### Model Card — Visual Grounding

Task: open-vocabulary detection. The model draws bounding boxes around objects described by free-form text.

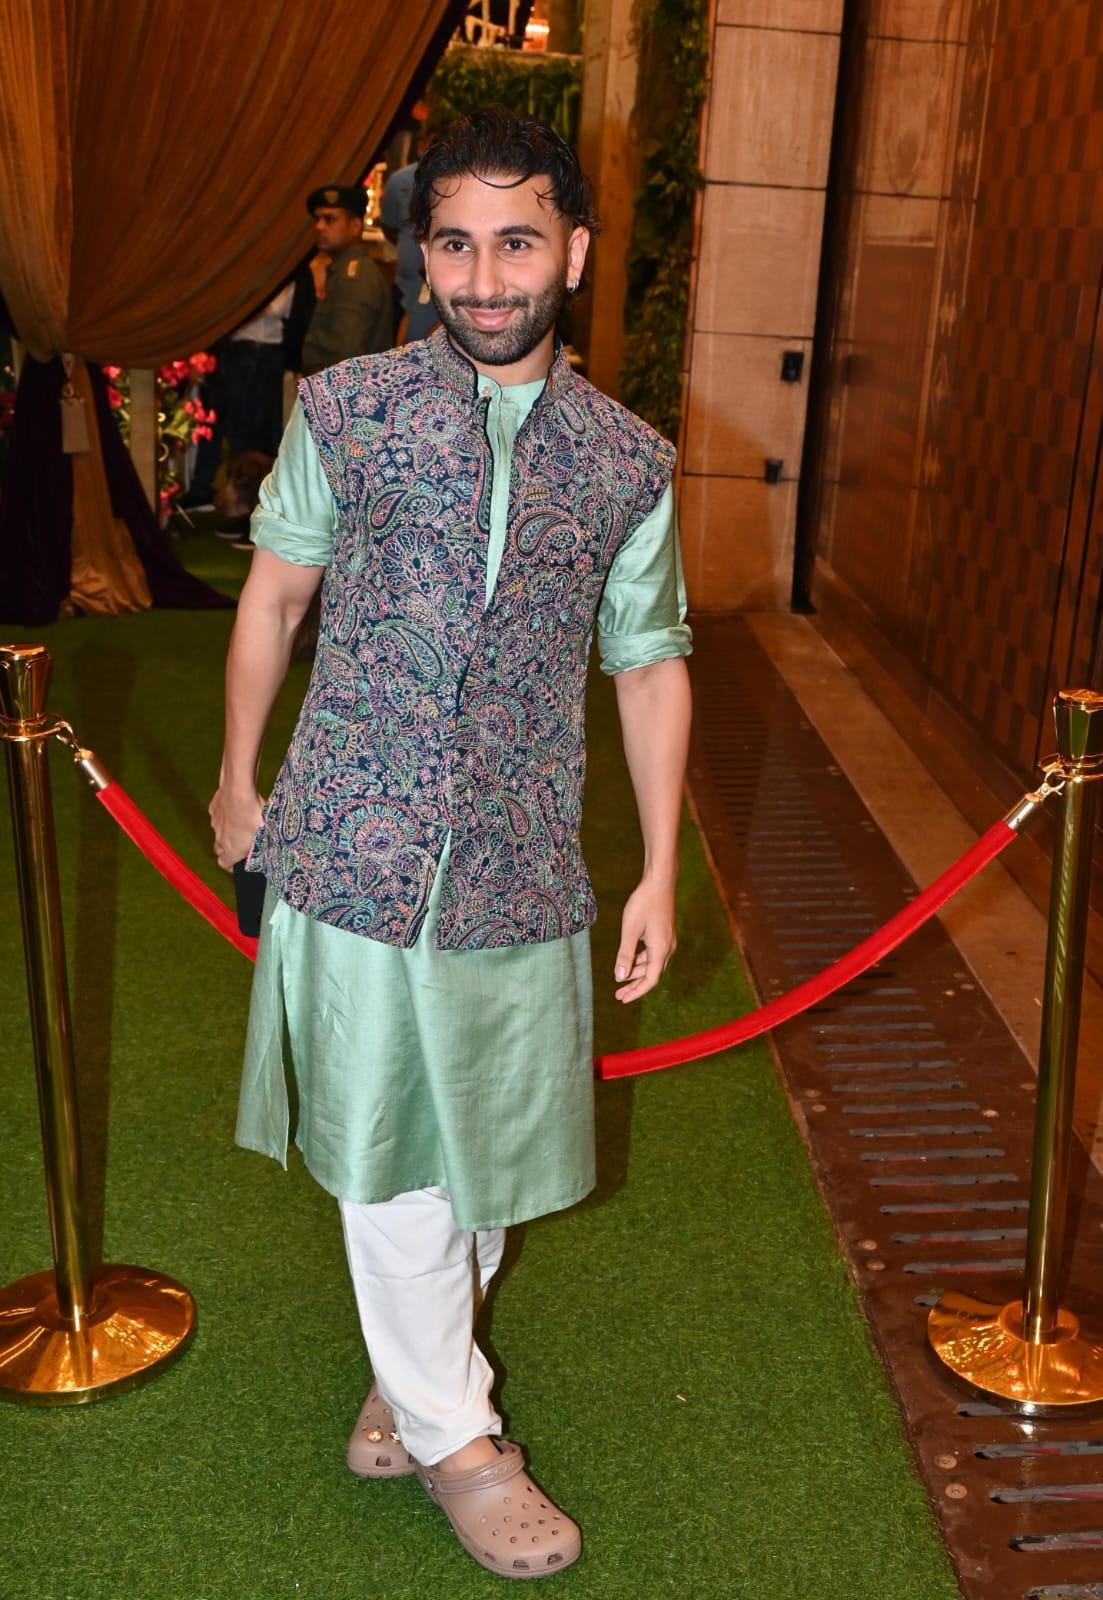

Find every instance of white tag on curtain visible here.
[60,353,90,454]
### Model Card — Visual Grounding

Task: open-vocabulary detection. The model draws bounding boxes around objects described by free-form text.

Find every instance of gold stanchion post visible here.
[928,688,1103,1410]
[0,643,196,1404]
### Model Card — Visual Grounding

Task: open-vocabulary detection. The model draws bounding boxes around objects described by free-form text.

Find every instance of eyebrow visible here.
[432,223,546,240]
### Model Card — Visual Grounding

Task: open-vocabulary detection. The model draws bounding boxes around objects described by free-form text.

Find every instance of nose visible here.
[470,246,506,304]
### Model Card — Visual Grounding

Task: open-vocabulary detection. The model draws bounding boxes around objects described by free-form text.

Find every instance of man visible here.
[220,284,294,459]
[209,109,692,1581]
[379,130,438,342]
[202,288,295,542]
[185,288,295,520]
[301,184,392,374]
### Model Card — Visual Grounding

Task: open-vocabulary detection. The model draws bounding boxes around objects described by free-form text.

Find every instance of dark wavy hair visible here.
[409,105,600,241]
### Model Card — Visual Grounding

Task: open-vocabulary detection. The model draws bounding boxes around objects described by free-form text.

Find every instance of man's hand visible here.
[208,786,264,872]
[213,547,323,873]
[611,655,691,1004]
[614,875,677,1003]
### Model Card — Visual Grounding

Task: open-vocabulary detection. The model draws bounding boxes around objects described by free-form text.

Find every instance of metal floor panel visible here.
[686,617,1103,1600]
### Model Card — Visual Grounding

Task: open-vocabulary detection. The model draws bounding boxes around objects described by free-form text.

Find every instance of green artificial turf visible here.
[0,531,961,1600]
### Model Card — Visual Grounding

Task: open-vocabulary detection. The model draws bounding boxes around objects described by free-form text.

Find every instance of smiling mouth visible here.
[464,309,516,330]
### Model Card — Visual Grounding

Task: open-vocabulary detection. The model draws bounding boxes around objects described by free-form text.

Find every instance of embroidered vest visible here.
[249,327,675,949]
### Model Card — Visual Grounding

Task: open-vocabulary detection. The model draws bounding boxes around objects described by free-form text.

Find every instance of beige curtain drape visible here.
[0,0,451,365]
[67,358,153,615]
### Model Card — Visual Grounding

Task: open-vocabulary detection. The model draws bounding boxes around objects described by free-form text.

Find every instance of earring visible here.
[567,279,579,294]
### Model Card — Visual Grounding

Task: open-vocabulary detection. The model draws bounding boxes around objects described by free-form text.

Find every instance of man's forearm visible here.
[220,587,305,794]
[210,550,322,869]
[613,656,692,879]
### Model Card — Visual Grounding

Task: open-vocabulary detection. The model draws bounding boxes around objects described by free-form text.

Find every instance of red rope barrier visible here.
[594,818,1017,1080]
[91,770,1020,1084]
[95,782,259,962]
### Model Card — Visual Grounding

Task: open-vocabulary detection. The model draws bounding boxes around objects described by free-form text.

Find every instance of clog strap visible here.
[420,1439,524,1497]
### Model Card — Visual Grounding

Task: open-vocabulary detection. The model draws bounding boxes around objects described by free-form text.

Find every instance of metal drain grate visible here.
[1027,1586,1103,1599]
[687,618,1103,1600]
[1028,1587,1103,1599]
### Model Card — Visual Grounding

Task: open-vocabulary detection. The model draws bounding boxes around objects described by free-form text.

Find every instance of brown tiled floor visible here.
[689,613,1103,1600]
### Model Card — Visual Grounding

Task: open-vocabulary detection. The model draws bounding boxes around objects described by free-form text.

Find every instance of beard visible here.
[431,276,568,368]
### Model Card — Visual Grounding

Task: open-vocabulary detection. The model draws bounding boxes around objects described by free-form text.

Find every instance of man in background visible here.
[184,286,298,515]
[222,285,294,458]
[302,185,391,374]
[380,132,438,343]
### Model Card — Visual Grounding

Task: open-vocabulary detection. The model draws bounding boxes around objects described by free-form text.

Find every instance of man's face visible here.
[312,207,363,253]
[421,173,589,371]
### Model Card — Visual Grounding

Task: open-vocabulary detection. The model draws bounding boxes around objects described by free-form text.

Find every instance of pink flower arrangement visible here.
[182,396,216,443]
[99,351,218,523]
[158,359,192,387]
[158,352,217,385]
[101,364,125,412]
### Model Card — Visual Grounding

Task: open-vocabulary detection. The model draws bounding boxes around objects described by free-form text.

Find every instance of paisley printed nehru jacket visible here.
[247,326,676,950]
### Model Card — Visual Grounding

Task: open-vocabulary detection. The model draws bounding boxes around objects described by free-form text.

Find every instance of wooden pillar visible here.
[576,0,640,399]
[128,369,158,512]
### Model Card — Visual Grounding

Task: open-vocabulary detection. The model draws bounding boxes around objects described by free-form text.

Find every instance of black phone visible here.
[233,860,267,938]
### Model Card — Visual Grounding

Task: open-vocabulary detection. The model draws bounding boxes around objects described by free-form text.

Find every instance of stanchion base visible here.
[0,1262,196,1406]
[929,1289,1103,1412]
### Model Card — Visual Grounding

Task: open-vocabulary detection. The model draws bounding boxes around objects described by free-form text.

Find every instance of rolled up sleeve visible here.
[596,483,693,675]
[249,404,336,567]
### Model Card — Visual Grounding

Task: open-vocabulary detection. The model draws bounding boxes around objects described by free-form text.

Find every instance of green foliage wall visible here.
[428,44,582,145]
[620,0,709,442]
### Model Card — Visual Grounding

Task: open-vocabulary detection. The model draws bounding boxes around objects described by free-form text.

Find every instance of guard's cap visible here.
[306,184,367,218]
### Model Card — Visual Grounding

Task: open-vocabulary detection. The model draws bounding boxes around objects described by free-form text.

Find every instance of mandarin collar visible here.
[427,325,572,407]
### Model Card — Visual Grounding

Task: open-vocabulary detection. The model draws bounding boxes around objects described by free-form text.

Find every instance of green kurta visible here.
[236,371,692,1230]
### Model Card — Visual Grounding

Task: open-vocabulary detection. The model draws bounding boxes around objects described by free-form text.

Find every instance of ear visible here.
[420,238,431,289]
[566,225,590,291]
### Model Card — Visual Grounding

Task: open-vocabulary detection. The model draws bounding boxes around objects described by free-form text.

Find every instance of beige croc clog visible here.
[414,1439,581,1580]
[346,1383,416,1478]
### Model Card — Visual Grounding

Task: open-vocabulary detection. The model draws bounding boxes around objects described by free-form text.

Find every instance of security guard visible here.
[301,184,392,375]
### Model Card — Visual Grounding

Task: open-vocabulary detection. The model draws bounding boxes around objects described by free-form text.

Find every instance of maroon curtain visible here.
[0,0,456,622]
